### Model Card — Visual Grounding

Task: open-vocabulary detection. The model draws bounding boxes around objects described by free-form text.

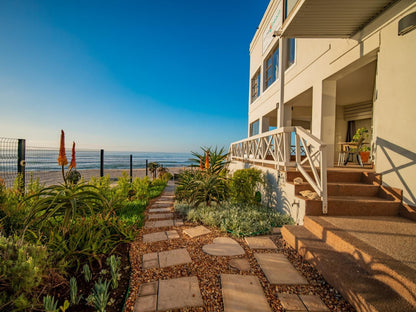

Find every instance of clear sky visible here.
[0,0,269,152]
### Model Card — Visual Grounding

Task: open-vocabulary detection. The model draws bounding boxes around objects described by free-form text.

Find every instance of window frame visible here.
[263,43,279,91]
[250,69,261,103]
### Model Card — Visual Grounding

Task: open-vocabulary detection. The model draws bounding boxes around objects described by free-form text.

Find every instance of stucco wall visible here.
[373,6,416,205]
[228,161,306,224]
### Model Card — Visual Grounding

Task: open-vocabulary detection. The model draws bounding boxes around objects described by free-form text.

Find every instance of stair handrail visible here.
[229,126,328,214]
[294,127,328,214]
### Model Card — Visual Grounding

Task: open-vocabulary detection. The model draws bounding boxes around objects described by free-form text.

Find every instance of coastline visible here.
[21,167,187,187]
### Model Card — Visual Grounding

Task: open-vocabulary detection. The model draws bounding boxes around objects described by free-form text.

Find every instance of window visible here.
[251,70,261,103]
[285,38,296,69]
[264,45,279,91]
[285,0,297,19]
[250,119,260,136]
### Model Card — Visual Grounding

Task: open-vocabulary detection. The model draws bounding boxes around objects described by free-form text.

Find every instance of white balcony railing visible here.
[229,126,328,214]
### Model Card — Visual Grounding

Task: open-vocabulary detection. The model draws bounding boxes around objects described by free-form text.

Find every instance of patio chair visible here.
[343,136,365,167]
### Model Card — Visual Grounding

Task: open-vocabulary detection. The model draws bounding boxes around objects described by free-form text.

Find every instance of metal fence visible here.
[0,137,182,189]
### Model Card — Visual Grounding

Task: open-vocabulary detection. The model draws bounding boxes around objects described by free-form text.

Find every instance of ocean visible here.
[1,148,194,172]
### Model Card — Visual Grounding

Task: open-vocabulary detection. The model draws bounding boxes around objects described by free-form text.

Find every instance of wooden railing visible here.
[229,126,328,214]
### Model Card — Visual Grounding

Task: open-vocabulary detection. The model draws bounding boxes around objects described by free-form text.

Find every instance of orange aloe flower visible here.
[57,130,68,166]
[200,156,203,170]
[205,150,210,169]
[69,141,76,169]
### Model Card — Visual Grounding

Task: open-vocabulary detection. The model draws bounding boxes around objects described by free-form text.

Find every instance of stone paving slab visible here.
[175,219,184,226]
[142,252,159,270]
[229,258,251,271]
[158,276,203,311]
[148,213,173,220]
[133,295,157,312]
[254,253,308,285]
[183,225,211,238]
[159,248,192,268]
[149,207,171,213]
[145,219,174,228]
[299,295,330,312]
[166,230,180,239]
[221,274,272,312]
[143,231,168,243]
[151,203,173,208]
[203,237,245,256]
[245,236,277,249]
[278,294,307,311]
[139,281,158,296]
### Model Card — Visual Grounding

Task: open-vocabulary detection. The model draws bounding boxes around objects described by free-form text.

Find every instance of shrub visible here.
[24,183,112,233]
[0,235,49,310]
[229,168,264,205]
[91,279,111,312]
[176,202,293,237]
[106,255,121,289]
[175,170,228,207]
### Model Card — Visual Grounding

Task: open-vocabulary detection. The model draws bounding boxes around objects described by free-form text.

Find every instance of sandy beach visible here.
[17,167,188,187]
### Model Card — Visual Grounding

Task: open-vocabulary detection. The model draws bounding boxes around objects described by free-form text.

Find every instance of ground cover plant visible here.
[0,131,169,312]
[174,147,294,236]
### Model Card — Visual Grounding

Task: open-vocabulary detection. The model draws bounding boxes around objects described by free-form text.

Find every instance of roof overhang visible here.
[282,0,398,38]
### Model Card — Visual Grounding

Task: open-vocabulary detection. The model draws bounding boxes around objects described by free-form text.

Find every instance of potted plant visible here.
[359,145,371,163]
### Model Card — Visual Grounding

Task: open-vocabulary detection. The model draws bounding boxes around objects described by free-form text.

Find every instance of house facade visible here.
[231,0,416,212]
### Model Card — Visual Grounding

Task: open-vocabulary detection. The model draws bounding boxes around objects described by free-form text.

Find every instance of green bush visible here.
[0,235,49,311]
[176,202,293,237]
[229,168,264,205]
[175,170,227,207]
[24,183,111,233]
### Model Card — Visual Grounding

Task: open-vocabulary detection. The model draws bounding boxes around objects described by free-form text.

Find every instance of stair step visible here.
[281,225,416,312]
[287,170,365,183]
[303,196,400,216]
[303,216,416,307]
[294,182,379,197]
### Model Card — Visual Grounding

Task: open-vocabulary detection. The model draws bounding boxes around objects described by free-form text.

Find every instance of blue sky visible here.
[0,0,269,152]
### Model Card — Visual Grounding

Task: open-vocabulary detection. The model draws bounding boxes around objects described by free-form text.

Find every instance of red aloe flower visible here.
[205,150,210,169]
[57,130,68,166]
[69,142,76,169]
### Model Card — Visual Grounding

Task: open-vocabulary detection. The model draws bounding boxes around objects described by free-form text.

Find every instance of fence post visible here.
[145,159,148,177]
[130,154,133,183]
[100,149,104,177]
[17,139,26,191]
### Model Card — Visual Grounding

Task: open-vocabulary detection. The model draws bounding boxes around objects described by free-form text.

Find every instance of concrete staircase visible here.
[282,168,416,312]
[287,169,402,216]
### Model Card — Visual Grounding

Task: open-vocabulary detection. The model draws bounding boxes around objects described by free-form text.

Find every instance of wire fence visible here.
[0,137,190,189]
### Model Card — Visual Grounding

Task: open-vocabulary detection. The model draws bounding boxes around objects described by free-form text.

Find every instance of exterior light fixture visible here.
[398,12,416,36]
[273,30,282,37]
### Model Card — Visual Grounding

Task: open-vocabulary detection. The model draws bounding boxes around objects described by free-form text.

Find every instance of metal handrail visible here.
[229,126,328,214]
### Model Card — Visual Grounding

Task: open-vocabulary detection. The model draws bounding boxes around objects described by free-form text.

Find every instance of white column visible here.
[312,80,337,166]
[278,37,286,128]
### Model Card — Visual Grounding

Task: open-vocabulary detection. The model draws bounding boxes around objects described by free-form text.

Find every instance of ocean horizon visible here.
[1,149,194,172]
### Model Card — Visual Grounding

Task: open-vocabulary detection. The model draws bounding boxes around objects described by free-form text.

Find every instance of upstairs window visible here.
[250,119,260,136]
[285,38,296,69]
[251,69,261,103]
[264,45,279,91]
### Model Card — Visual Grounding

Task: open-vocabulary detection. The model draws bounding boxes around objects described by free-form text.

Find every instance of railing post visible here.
[295,131,301,164]
[283,129,291,167]
[17,139,26,191]
[320,146,328,214]
[145,159,148,177]
[100,149,104,177]
[129,154,133,183]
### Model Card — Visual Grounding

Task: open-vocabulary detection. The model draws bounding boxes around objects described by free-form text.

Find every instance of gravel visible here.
[124,199,356,312]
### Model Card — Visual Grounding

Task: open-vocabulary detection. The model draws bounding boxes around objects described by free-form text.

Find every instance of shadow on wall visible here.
[376,137,416,205]
[263,171,300,223]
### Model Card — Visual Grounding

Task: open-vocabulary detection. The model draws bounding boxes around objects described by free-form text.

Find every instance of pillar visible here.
[312,80,336,166]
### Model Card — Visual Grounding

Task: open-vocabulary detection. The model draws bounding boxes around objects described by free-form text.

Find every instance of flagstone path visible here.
[125,181,353,312]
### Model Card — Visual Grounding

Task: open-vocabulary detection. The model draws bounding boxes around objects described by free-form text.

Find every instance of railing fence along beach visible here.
[0,137,191,189]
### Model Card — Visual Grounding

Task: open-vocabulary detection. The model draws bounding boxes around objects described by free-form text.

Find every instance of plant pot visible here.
[360,151,370,163]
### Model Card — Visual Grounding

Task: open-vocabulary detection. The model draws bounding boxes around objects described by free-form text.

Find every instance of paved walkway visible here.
[129,181,331,312]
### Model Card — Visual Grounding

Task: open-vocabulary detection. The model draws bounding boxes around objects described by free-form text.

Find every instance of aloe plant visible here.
[82,263,93,282]
[43,295,58,312]
[106,255,121,289]
[92,279,111,312]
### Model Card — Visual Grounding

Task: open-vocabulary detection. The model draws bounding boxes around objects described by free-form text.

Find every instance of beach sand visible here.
[20,167,187,187]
